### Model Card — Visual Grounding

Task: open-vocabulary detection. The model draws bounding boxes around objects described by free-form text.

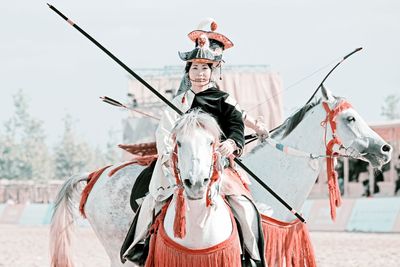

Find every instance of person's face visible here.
[188,63,212,88]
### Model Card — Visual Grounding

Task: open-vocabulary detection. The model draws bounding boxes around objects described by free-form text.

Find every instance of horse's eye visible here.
[177,141,181,147]
[210,141,214,146]
[347,116,355,122]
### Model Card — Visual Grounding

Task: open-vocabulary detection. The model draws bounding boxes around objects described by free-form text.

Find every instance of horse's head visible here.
[321,86,392,168]
[170,109,222,201]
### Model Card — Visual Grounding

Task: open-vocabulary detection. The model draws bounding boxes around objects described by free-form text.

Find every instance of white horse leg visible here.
[49,173,88,267]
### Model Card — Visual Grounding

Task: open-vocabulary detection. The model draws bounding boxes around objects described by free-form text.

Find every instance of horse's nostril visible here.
[382,144,391,153]
[183,179,192,187]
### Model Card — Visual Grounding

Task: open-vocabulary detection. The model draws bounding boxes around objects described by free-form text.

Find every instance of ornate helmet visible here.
[178,33,222,65]
[178,18,234,65]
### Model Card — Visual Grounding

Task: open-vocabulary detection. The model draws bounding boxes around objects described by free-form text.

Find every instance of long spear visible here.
[47,4,306,222]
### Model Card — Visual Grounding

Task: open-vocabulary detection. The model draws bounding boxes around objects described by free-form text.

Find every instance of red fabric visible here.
[79,165,112,218]
[146,201,241,267]
[261,214,316,267]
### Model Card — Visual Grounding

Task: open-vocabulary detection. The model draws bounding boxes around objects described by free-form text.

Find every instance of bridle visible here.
[320,99,353,220]
[170,137,221,238]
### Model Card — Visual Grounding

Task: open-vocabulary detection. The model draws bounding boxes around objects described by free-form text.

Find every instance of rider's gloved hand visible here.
[218,139,237,157]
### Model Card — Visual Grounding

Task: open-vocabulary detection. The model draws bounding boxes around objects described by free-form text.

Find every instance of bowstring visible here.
[246,57,339,113]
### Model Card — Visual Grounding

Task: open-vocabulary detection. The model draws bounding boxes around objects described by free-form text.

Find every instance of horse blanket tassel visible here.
[261,215,316,267]
[326,138,342,220]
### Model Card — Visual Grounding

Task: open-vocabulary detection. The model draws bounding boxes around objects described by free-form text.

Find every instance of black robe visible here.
[189,87,245,151]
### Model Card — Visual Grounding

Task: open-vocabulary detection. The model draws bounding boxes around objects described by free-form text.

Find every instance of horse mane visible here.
[271,98,322,139]
[171,108,222,142]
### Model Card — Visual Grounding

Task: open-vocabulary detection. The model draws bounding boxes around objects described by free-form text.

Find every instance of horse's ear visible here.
[321,85,335,102]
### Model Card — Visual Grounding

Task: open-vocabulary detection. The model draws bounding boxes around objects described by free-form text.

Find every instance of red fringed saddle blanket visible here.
[261,214,316,267]
[145,202,242,267]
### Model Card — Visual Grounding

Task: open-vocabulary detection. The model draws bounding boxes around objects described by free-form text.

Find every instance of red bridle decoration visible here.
[321,100,352,220]
[171,144,186,238]
[171,141,220,238]
[206,148,221,207]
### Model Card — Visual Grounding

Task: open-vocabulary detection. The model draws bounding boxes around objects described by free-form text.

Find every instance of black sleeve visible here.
[220,95,245,153]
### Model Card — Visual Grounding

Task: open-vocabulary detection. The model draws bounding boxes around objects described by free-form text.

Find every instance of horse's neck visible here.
[244,104,330,222]
[164,195,232,249]
[281,104,328,155]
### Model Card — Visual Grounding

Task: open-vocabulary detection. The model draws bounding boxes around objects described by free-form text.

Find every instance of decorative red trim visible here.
[322,100,352,220]
[79,165,112,218]
[145,200,240,267]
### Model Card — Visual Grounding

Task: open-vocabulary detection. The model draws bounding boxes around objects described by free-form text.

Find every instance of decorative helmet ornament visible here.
[188,18,234,50]
[178,33,222,65]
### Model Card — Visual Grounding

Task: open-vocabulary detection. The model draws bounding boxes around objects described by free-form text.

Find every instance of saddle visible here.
[118,142,158,157]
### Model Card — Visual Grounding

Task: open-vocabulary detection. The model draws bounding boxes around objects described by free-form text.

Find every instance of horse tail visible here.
[49,174,88,267]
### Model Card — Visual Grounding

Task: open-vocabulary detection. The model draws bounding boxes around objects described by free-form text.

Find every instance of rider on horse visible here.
[121,19,269,266]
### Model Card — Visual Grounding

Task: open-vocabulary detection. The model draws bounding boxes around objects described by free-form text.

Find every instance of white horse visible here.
[143,110,242,266]
[244,87,391,222]
[50,87,392,267]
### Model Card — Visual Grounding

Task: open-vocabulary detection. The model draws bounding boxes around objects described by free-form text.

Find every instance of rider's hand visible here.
[218,139,237,157]
[254,117,269,140]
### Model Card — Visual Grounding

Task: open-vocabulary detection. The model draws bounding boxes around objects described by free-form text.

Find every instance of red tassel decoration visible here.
[173,187,186,238]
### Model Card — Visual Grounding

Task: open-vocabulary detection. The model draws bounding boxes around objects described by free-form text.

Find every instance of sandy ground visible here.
[0,225,399,267]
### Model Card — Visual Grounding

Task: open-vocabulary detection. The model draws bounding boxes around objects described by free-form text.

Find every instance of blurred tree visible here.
[82,130,122,176]
[381,94,400,120]
[0,89,53,180]
[53,114,92,179]
[0,91,122,181]
[103,129,121,164]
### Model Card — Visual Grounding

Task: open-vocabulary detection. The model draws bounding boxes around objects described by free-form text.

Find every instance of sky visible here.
[1,0,399,147]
